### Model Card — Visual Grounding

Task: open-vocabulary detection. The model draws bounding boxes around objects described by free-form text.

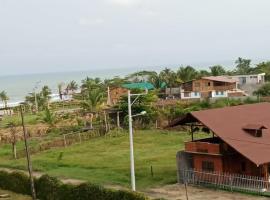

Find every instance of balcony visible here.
[213,85,236,91]
[185,141,221,155]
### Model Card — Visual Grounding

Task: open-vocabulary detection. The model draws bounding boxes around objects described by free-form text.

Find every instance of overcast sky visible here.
[0,0,270,76]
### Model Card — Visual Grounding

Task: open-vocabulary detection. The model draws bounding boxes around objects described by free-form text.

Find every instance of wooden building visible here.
[170,103,270,180]
[180,76,245,99]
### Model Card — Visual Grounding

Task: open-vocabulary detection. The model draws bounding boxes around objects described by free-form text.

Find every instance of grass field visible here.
[0,189,31,200]
[0,130,207,189]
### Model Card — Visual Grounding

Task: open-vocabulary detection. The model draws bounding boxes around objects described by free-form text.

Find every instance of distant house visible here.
[179,76,245,99]
[229,73,266,96]
[107,87,128,106]
[122,82,155,91]
[171,103,270,181]
[230,73,266,86]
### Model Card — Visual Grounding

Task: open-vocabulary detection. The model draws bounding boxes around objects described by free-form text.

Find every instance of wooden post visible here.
[191,125,194,141]
[78,132,82,144]
[104,111,108,133]
[184,182,189,200]
[117,111,120,128]
[20,106,36,200]
[63,135,67,147]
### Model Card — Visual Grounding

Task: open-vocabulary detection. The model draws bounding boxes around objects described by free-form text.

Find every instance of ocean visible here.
[0,68,140,106]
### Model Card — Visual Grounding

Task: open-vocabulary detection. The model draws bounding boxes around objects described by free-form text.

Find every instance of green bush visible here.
[0,171,149,200]
[0,171,31,195]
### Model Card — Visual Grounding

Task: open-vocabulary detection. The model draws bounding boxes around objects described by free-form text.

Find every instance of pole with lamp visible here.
[127,90,147,191]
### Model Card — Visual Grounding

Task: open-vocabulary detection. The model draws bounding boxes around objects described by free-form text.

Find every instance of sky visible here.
[0,0,270,76]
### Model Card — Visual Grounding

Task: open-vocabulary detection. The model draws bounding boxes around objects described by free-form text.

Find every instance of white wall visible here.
[180,92,201,99]
[211,91,228,98]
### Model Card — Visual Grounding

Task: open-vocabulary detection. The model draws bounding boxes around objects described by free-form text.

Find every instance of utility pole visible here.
[20,106,36,200]
[128,90,136,191]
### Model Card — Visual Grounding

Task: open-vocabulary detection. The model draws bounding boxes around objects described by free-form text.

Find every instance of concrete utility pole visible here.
[20,106,36,200]
[127,90,147,191]
[128,90,136,191]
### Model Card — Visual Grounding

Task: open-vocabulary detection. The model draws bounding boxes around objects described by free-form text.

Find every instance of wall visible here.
[193,154,223,172]
[180,91,201,99]
[211,90,228,98]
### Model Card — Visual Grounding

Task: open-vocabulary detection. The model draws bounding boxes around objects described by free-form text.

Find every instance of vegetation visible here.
[0,171,148,200]
[254,83,270,96]
[0,130,207,189]
[0,91,9,109]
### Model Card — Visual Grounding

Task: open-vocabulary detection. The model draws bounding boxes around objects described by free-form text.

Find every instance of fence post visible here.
[78,132,82,144]
[63,135,67,147]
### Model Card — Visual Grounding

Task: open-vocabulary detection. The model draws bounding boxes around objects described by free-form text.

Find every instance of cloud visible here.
[107,0,142,7]
[79,17,105,26]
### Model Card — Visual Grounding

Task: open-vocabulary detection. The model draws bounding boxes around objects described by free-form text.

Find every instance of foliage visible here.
[80,88,104,112]
[0,171,148,200]
[235,57,252,74]
[177,66,198,82]
[209,65,226,76]
[116,91,158,127]
[40,108,57,126]
[253,83,270,96]
[0,90,9,108]
[25,85,52,111]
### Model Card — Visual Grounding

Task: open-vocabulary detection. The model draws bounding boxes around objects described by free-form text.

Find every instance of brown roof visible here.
[172,103,270,166]
[202,76,237,83]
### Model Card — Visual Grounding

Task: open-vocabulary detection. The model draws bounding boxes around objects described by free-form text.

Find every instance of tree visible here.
[198,70,211,78]
[67,80,78,94]
[177,66,198,82]
[41,86,52,108]
[149,73,164,89]
[255,61,270,81]
[0,90,9,110]
[6,121,18,159]
[235,57,252,74]
[159,68,179,87]
[117,91,158,128]
[253,83,270,97]
[210,65,226,76]
[57,83,65,100]
[80,88,104,112]
[41,108,57,127]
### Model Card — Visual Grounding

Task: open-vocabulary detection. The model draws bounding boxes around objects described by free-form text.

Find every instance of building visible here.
[231,73,266,86]
[179,76,245,99]
[107,87,128,106]
[229,73,266,96]
[171,103,270,180]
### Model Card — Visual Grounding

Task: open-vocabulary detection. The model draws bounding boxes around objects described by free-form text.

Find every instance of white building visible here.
[230,73,265,86]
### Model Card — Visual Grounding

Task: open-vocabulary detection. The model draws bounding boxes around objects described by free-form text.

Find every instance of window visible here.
[208,82,211,86]
[220,91,224,95]
[215,91,219,95]
[184,92,190,97]
[202,161,214,172]
[194,92,198,96]
[241,162,246,172]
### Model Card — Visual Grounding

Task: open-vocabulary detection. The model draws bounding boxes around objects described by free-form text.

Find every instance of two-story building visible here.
[180,76,245,99]
[171,103,270,180]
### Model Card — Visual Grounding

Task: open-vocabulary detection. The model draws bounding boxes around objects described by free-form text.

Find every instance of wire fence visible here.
[178,168,270,195]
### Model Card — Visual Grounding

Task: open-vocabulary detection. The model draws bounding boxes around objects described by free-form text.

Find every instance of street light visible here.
[128,90,147,191]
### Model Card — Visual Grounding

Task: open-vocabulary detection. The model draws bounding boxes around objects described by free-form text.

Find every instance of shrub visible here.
[0,171,149,200]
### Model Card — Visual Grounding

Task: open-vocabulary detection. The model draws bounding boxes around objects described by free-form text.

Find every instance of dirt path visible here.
[144,184,269,200]
[0,168,268,200]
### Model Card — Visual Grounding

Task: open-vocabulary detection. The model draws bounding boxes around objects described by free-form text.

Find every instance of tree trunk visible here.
[90,113,93,129]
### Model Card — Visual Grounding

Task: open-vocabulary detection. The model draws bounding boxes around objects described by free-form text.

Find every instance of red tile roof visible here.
[202,76,237,83]
[172,103,270,166]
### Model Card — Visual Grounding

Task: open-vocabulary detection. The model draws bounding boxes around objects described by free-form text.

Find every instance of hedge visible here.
[0,171,148,200]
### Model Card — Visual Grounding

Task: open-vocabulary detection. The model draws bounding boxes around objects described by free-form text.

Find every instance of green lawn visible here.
[0,130,207,189]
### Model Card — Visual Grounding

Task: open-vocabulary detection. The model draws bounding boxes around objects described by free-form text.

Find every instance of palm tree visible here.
[67,80,78,94]
[0,91,9,114]
[57,82,65,100]
[177,66,198,82]
[41,108,57,127]
[81,88,103,112]
[41,86,52,108]
[209,65,226,76]
[149,73,164,89]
